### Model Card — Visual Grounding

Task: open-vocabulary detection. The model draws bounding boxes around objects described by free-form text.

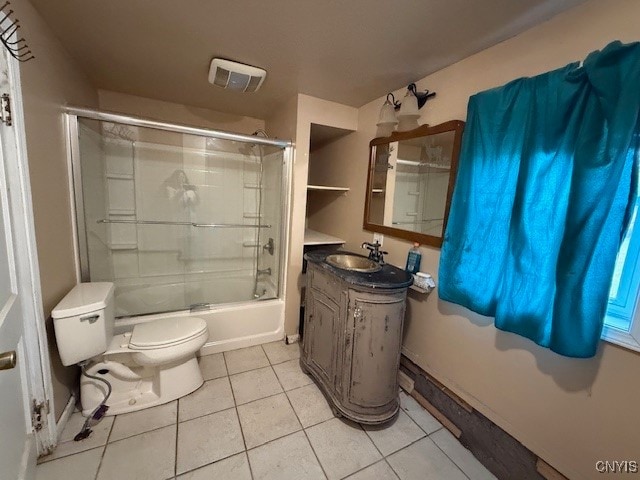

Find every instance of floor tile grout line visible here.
[385,434,471,480]
[359,407,427,457]
[178,377,235,423]
[224,345,270,376]
[174,398,180,478]
[221,351,229,377]
[174,450,247,478]
[105,418,180,446]
[399,390,446,437]
[269,357,329,480]
[179,379,335,427]
[352,419,387,478]
[38,414,112,465]
[383,458,401,480]
[261,340,302,367]
[94,416,116,480]
[228,362,275,379]
[175,425,309,479]
[223,345,302,378]
[338,459,390,480]
[429,434,473,480]
[244,450,255,480]
[222,351,254,480]
[229,368,285,408]
[233,406,255,480]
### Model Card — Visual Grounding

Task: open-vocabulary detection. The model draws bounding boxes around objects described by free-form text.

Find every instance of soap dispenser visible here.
[405,242,422,274]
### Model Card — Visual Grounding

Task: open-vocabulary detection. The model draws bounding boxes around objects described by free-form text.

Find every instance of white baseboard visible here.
[56,394,77,443]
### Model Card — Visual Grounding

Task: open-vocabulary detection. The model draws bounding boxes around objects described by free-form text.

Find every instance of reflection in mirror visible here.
[364,121,464,247]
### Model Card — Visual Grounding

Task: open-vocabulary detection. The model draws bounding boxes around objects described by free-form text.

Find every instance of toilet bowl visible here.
[52,282,209,416]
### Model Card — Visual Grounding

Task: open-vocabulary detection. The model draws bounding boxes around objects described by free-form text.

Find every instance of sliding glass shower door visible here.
[72,115,288,317]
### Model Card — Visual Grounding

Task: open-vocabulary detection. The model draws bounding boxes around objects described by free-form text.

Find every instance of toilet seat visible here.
[129,316,207,350]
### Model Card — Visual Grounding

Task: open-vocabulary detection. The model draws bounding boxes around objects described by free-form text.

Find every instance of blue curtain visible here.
[439,41,640,358]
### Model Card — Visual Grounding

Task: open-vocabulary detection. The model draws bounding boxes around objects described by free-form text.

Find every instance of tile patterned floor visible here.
[37,341,497,480]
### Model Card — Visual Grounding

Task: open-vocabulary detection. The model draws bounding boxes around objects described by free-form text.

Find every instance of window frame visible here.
[602,304,640,352]
[603,164,640,352]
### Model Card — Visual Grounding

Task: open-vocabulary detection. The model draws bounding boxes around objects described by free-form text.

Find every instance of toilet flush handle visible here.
[80,314,100,324]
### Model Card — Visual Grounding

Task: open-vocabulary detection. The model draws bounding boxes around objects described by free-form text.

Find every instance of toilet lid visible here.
[129,316,207,349]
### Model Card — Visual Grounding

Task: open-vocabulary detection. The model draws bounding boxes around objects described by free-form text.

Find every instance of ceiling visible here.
[29,0,586,119]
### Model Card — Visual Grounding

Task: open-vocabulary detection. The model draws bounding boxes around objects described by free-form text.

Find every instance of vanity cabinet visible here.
[302,259,409,424]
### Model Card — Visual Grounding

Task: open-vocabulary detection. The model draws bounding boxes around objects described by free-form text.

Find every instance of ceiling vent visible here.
[208,58,266,93]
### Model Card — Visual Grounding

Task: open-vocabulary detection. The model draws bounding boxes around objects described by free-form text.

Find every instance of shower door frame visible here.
[65,107,293,314]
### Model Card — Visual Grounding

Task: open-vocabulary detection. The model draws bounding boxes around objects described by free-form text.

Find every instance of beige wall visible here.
[267,94,358,337]
[309,1,640,478]
[98,90,264,134]
[14,0,99,419]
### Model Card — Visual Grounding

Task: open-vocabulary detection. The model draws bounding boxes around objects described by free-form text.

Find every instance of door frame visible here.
[1,47,56,455]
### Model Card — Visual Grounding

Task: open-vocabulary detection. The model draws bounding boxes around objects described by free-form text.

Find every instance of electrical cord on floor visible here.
[74,363,112,442]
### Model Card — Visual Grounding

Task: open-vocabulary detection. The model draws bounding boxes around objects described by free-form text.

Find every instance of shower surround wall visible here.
[73,114,289,352]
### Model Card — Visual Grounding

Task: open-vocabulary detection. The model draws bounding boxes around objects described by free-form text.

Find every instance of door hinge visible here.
[32,399,49,432]
[1,93,11,126]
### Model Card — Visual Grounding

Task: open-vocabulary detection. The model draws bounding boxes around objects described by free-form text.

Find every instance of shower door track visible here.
[65,107,291,148]
[97,219,272,229]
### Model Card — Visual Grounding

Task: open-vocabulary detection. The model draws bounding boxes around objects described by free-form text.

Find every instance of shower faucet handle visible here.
[263,238,275,256]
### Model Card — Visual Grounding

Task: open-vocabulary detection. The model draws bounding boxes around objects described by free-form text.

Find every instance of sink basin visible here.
[325,254,382,273]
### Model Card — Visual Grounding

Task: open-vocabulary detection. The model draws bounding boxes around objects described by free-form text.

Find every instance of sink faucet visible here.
[361,241,388,264]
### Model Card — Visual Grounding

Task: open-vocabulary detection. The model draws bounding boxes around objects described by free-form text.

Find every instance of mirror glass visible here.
[364,121,464,247]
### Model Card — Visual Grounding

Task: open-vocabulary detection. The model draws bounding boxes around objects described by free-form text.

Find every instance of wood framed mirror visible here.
[363,120,465,247]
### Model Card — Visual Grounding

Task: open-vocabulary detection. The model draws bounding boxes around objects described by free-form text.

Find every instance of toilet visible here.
[52,282,208,416]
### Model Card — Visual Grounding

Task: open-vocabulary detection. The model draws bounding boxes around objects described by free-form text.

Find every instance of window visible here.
[604,170,640,351]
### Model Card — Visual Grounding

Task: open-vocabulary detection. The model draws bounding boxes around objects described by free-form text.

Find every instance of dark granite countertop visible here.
[304,249,413,289]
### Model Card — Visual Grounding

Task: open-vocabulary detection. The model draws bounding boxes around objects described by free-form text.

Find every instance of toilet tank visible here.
[52,282,115,366]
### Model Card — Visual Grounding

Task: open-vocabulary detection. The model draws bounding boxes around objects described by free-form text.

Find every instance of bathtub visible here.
[112,274,284,354]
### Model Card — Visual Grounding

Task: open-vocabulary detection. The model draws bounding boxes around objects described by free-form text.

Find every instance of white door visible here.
[0,44,53,478]
[0,167,33,477]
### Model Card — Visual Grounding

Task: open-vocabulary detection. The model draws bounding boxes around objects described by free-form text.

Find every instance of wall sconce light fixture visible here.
[375,83,436,136]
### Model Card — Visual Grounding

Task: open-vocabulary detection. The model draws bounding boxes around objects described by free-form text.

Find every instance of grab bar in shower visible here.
[97,219,272,229]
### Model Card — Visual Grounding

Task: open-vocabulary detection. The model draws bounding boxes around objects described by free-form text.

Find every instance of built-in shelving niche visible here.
[306,123,356,240]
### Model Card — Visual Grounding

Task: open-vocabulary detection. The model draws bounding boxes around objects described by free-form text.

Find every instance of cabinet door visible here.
[306,289,339,388]
[346,291,405,408]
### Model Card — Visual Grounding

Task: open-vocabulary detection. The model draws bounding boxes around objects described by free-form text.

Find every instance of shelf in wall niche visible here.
[372,189,385,194]
[244,183,260,189]
[304,228,345,246]
[108,243,138,251]
[106,173,134,180]
[307,185,350,192]
[108,209,136,216]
